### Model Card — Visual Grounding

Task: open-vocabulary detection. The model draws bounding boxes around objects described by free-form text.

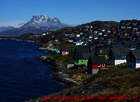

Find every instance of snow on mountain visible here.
[21,15,65,29]
[30,15,61,24]
[0,15,68,35]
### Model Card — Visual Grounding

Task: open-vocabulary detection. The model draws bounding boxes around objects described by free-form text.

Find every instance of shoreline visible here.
[39,54,80,87]
[0,38,80,96]
[0,38,36,43]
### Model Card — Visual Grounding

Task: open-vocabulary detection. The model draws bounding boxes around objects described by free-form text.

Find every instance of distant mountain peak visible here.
[21,15,65,29]
[0,15,68,35]
[52,17,61,23]
[29,15,61,24]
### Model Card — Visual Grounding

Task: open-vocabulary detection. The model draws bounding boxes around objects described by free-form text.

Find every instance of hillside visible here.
[25,19,140,102]
[26,65,140,102]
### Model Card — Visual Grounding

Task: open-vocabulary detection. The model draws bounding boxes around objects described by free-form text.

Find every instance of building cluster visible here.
[41,20,140,75]
[64,25,116,47]
[119,20,140,41]
[73,45,140,75]
[62,20,140,47]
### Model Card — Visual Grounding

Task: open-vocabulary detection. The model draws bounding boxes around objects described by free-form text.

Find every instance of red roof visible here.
[91,64,106,69]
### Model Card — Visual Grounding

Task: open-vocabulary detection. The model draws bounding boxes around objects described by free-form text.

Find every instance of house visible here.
[73,46,91,66]
[75,59,88,66]
[102,29,106,32]
[136,60,140,68]
[107,47,115,65]
[89,36,93,39]
[42,32,50,36]
[76,34,80,38]
[87,54,107,75]
[98,32,103,36]
[64,33,72,37]
[61,49,69,56]
[119,20,140,40]
[126,51,136,68]
[75,41,84,46]
[42,33,46,36]
[94,30,98,34]
[113,46,128,66]
[107,30,111,34]
[87,46,107,74]
[68,39,74,43]
[67,64,75,69]
[94,37,98,40]
[112,45,140,68]
[115,59,126,65]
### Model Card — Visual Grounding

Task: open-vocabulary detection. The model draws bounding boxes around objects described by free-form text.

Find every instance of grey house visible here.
[126,51,136,68]
[112,45,140,68]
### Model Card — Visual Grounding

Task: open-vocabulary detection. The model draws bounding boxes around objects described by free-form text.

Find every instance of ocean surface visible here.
[0,40,64,102]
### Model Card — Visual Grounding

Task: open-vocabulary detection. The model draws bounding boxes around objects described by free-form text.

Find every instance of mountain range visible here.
[0,26,15,32]
[0,15,68,36]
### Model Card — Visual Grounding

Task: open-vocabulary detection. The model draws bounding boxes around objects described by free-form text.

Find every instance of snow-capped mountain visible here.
[22,15,64,29]
[31,15,61,24]
[0,15,68,35]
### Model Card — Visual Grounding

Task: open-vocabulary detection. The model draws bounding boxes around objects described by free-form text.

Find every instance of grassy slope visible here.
[52,67,140,96]
[26,65,140,102]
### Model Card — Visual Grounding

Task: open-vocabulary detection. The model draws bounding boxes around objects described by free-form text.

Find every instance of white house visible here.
[115,59,140,69]
[68,40,74,43]
[107,30,111,33]
[136,60,140,68]
[42,33,46,36]
[102,29,106,32]
[113,46,140,69]
[94,31,98,34]
[75,41,84,46]
[76,34,80,38]
[89,36,93,39]
[94,37,98,40]
[98,32,103,36]
[104,34,108,37]
[115,59,126,65]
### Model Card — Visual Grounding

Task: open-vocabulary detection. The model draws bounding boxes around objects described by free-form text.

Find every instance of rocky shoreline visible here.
[39,54,80,87]
[1,37,85,92]
[0,38,78,87]
[0,38,80,102]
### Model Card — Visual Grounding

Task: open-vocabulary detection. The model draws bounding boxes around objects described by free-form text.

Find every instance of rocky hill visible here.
[26,65,140,102]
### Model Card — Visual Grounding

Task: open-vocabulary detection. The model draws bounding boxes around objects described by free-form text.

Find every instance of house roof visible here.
[73,45,91,60]
[126,51,136,62]
[112,45,140,60]
[88,54,107,64]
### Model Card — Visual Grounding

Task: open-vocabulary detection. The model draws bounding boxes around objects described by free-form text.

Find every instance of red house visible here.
[92,64,106,69]
[87,55,106,74]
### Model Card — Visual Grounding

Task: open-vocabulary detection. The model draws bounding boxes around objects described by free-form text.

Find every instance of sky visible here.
[0,0,140,27]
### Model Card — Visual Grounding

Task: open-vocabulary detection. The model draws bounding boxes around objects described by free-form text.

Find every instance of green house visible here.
[75,59,88,66]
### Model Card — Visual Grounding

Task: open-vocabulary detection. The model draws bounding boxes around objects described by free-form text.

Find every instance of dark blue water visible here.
[0,40,64,102]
